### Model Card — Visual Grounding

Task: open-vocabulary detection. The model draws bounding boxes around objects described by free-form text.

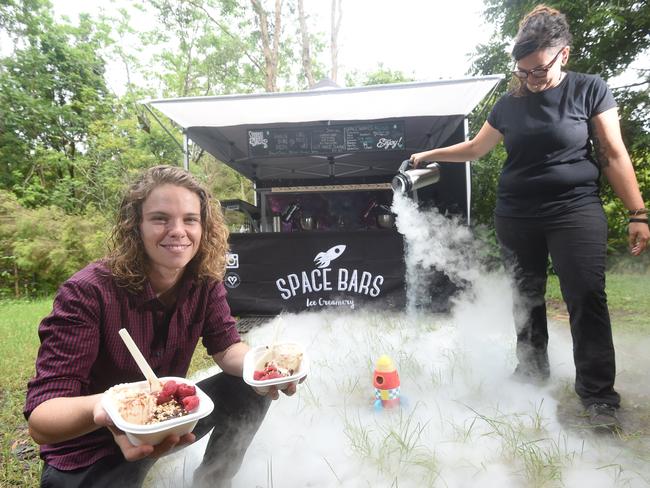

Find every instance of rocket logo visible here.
[313,244,346,268]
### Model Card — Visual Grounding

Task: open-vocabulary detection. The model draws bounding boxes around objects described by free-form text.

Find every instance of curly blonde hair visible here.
[106,165,230,291]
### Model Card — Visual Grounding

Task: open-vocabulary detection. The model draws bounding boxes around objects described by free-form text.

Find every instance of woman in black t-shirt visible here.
[410,4,648,433]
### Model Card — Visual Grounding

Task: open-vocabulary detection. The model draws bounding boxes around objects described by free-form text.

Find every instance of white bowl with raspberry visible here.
[102,376,214,446]
[243,342,309,393]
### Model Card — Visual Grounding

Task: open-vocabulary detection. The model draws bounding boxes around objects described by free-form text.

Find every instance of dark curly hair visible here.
[509,5,572,95]
[512,5,572,60]
[106,165,230,292]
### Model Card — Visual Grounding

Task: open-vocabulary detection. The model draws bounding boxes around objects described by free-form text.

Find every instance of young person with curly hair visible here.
[25,165,292,487]
[411,5,649,432]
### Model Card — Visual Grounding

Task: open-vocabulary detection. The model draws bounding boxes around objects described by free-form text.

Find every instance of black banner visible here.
[247,122,405,157]
[224,231,406,315]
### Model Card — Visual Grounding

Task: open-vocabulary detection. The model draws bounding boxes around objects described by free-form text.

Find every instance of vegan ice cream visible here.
[253,343,304,381]
[109,379,200,425]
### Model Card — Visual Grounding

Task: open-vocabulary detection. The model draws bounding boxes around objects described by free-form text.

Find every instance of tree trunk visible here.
[251,0,282,92]
[297,0,315,87]
[14,260,19,298]
[271,0,283,89]
[181,38,196,97]
[240,174,247,201]
[330,0,343,83]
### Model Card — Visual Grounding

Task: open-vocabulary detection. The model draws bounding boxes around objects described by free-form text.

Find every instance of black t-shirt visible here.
[487,71,617,217]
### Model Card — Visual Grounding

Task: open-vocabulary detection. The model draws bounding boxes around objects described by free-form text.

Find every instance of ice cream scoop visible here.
[243,342,309,392]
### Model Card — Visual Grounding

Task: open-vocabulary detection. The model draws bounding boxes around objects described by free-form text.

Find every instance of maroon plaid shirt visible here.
[24,261,240,470]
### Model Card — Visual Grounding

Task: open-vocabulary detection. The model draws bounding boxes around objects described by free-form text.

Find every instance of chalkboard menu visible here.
[248,121,405,157]
[311,127,346,154]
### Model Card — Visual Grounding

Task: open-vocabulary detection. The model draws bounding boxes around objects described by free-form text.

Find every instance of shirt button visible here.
[153,351,163,358]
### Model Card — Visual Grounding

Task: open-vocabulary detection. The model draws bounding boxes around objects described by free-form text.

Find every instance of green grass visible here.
[1,272,648,486]
[546,272,650,331]
[1,299,51,487]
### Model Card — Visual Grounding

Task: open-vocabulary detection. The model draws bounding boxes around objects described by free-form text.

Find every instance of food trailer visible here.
[144,77,502,324]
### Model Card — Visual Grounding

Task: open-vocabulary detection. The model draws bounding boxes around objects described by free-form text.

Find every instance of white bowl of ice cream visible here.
[243,342,308,392]
[101,376,214,446]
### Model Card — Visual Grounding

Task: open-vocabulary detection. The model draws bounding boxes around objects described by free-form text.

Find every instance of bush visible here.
[0,195,111,297]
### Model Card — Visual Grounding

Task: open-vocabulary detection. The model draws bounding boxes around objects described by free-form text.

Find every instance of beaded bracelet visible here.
[629,217,649,224]
[628,208,649,216]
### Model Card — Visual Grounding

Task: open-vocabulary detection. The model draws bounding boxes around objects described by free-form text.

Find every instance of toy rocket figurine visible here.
[373,355,400,409]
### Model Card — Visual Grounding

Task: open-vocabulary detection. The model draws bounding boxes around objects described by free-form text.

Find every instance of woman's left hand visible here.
[629,221,650,255]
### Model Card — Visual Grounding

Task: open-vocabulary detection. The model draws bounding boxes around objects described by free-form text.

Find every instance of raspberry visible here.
[182,395,200,412]
[156,392,174,405]
[161,380,178,397]
[253,367,283,381]
[176,383,196,399]
[157,380,180,404]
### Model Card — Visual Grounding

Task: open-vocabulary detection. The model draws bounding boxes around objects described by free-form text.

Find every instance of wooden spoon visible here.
[118,328,162,392]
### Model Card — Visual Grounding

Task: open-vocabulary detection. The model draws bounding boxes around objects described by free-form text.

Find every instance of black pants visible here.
[40,373,271,488]
[495,203,620,407]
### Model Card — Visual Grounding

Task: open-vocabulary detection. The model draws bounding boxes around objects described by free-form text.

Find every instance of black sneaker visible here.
[585,403,621,433]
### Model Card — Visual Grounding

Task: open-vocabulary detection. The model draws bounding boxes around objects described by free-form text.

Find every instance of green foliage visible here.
[6,201,110,295]
[482,1,650,79]
[345,64,416,87]
[603,86,650,228]
[0,2,115,207]
[140,0,321,95]
[192,155,254,203]
[0,194,111,296]
[145,0,262,96]
[470,145,505,227]
[0,191,21,297]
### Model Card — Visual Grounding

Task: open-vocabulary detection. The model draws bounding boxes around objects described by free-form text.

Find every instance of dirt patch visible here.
[10,427,38,461]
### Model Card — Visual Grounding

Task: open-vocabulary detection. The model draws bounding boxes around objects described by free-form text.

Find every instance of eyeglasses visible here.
[512,47,565,80]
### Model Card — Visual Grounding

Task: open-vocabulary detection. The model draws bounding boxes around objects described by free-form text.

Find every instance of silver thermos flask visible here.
[391,159,441,193]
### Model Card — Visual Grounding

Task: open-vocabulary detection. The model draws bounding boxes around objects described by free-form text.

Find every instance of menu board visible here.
[248,121,405,157]
[311,127,346,153]
[247,128,309,156]
[345,123,405,152]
